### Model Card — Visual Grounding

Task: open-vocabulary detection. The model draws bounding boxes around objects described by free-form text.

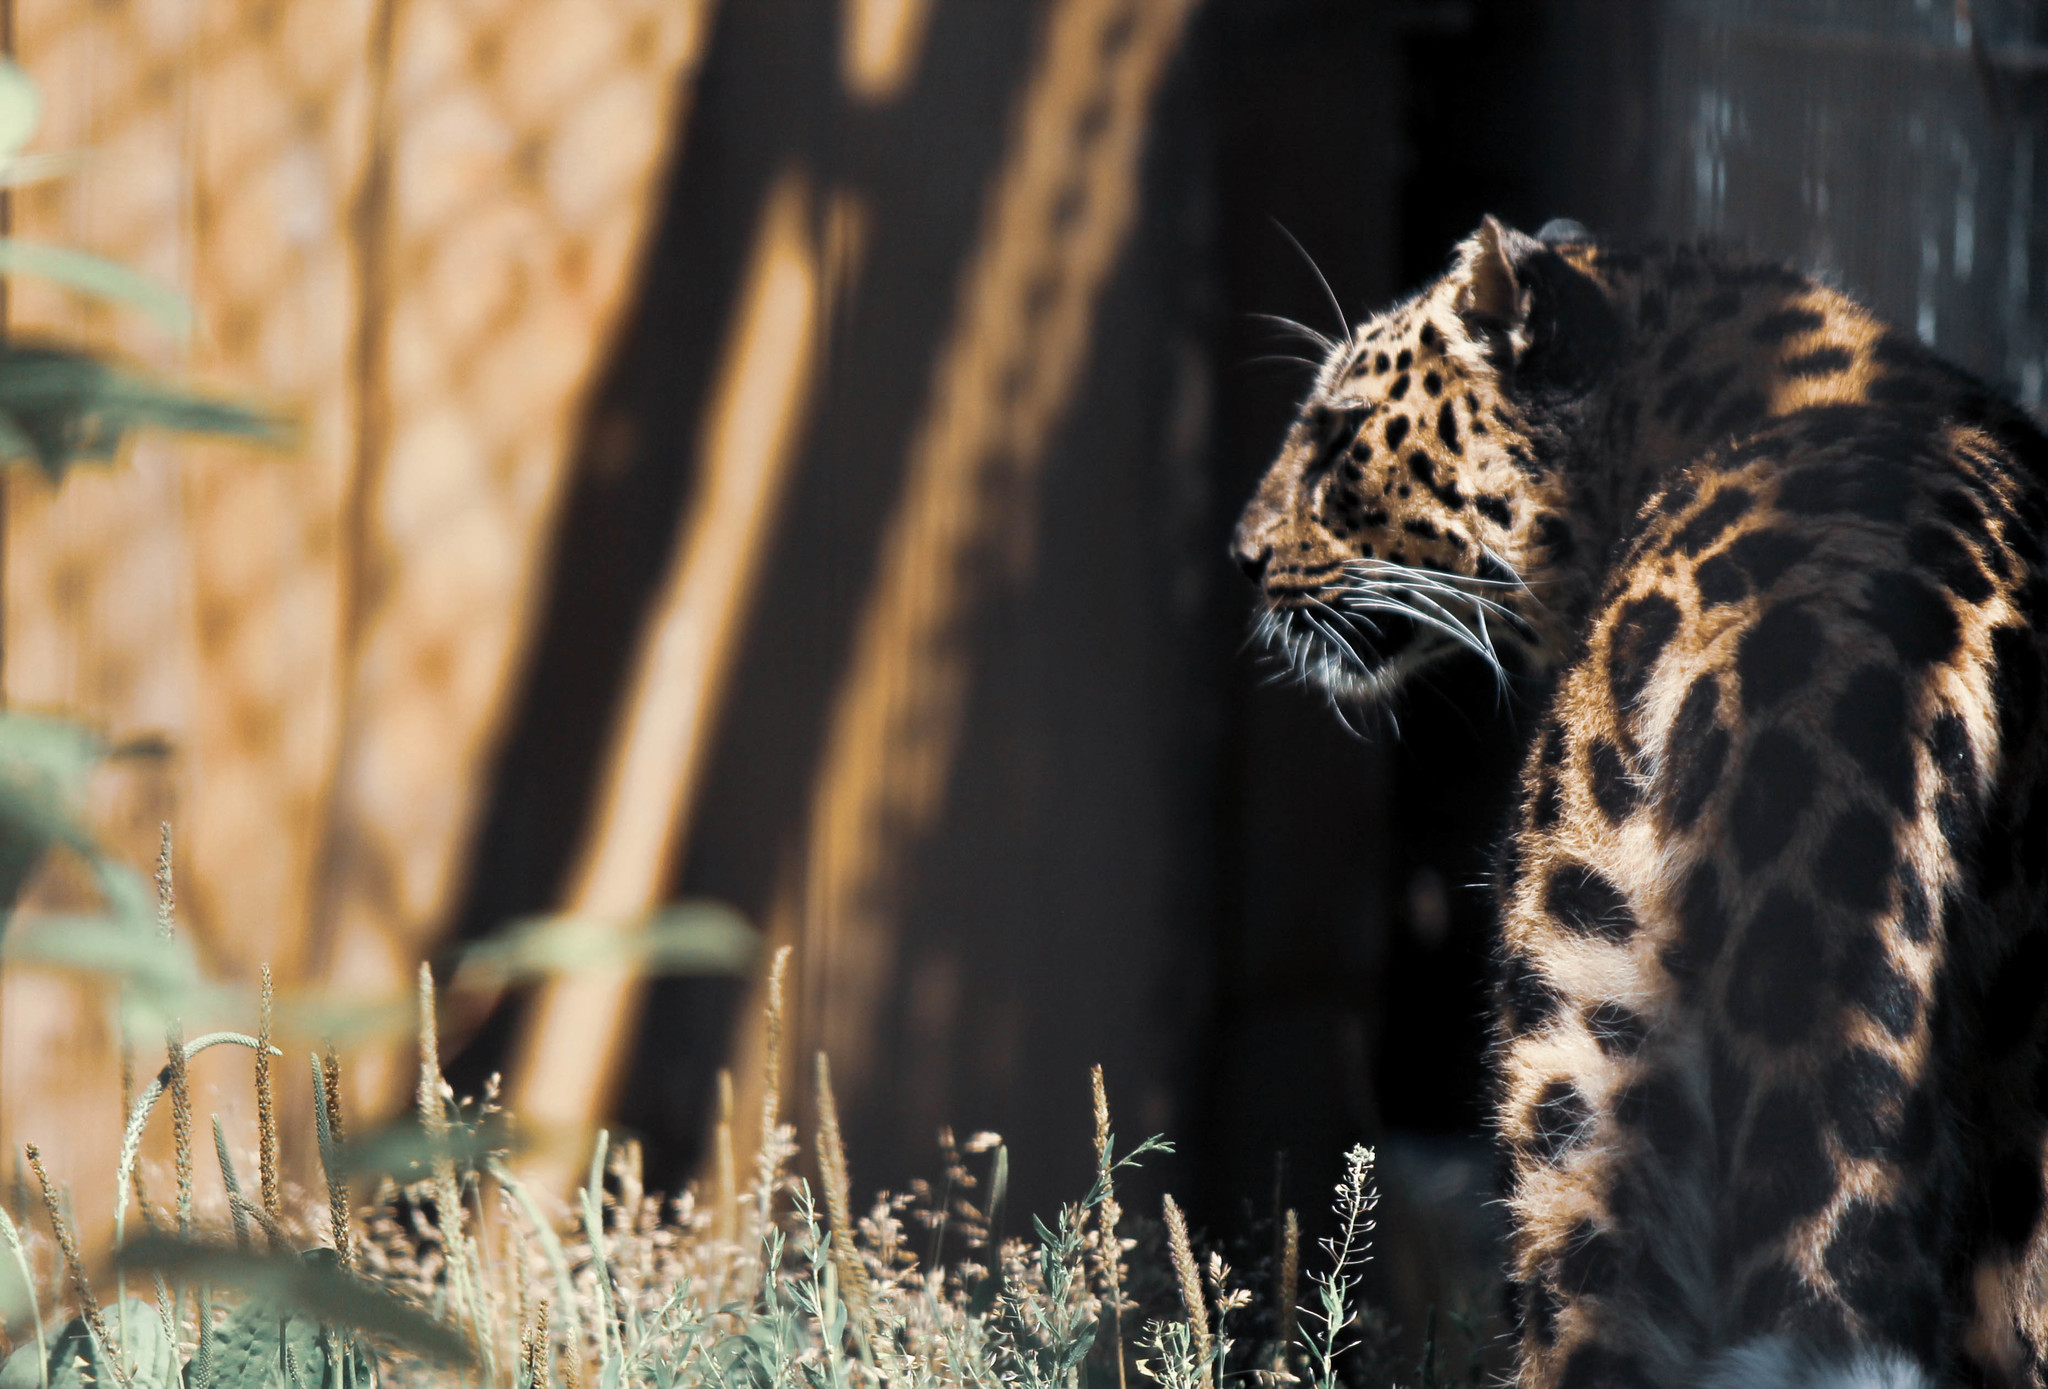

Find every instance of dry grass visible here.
[0,946,1504,1389]
[0,819,1485,1389]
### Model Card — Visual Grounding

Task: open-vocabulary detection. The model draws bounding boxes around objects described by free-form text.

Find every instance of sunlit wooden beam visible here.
[842,0,937,102]
[506,168,824,1190]
[726,0,1197,1153]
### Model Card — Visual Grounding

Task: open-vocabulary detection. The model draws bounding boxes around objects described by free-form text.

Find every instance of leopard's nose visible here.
[1232,536,1273,583]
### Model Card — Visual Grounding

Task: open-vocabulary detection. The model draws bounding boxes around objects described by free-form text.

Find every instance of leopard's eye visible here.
[1303,403,1368,477]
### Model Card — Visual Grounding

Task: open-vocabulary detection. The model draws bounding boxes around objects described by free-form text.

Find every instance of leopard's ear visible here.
[1456,216,1542,325]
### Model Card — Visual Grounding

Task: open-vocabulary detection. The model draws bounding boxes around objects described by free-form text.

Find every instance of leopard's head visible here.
[1232,216,1620,704]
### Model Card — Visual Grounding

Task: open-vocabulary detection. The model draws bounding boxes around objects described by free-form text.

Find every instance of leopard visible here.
[1231,216,2048,1388]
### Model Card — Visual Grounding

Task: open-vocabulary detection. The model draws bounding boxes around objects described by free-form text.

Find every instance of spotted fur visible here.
[1233,218,2048,1387]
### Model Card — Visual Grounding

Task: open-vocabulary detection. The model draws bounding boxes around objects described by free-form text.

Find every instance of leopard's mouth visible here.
[1259,597,1436,701]
[1258,558,1532,701]
[1269,595,1419,660]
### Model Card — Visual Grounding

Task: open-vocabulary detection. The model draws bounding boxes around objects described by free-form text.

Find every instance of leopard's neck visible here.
[1548,242,1958,560]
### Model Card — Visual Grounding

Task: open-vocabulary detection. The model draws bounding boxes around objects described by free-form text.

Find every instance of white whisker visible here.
[1360,572,1524,624]
[1243,538,1543,709]
[1405,587,1499,664]
[1341,594,1496,664]
[1312,594,1383,643]
[1306,599,1376,675]
[1349,557,1527,594]
[1337,555,1540,650]
[1270,220,1354,352]
[1247,312,1337,355]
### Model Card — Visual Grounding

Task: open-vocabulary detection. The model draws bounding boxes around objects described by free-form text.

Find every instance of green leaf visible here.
[121,1239,474,1367]
[0,716,218,1007]
[332,1115,515,1182]
[0,713,101,918]
[452,901,758,990]
[0,242,188,332]
[193,1294,376,1389]
[0,61,39,162]
[0,1299,176,1389]
[0,345,289,482]
[0,711,97,821]
[2,912,203,999]
[0,714,100,821]
[0,409,36,462]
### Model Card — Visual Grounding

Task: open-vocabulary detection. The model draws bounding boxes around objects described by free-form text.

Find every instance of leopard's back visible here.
[1501,396,2048,1388]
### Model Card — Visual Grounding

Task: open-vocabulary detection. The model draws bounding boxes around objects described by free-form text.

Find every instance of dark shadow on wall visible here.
[439,0,1658,1355]
[440,0,845,1092]
[1187,0,1658,1329]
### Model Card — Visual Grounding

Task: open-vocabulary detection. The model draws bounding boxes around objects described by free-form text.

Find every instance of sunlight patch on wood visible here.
[725,0,1198,1150]
[506,167,825,1191]
[842,0,937,103]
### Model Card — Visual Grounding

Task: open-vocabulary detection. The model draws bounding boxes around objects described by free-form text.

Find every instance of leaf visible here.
[0,61,39,161]
[0,713,99,837]
[0,844,235,1029]
[332,1114,516,1181]
[0,345,289,482]
[451,902,758,990]
[0,243,188,333]
[121,1239,474,1367]
[0,713,99,911]
[0,1300,176,1389]
[2,914,204,1003]
[0,404,33,462]
[194,1295,375,1389]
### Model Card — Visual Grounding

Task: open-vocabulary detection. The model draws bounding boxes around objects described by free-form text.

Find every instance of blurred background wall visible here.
[3,0,2046,1345]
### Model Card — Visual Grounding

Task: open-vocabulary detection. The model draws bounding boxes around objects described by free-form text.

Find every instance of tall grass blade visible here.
[211,1118,250,1253]
[26,1147,126,1389]
[114,1034,277,1268]
[487,1159,582,1376]
[1161,1197,1210,1389]
[0,1204,46,1389]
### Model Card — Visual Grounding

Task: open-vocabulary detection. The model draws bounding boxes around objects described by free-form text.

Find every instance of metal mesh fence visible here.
[1659,0,2048,399]
[0,0,711,1219]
